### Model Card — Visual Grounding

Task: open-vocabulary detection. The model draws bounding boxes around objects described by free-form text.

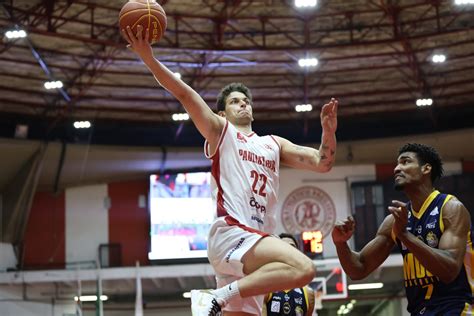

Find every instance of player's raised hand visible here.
[321,98,338,134]
[332,216,355,243]
[122,25,153,60]
[388,200,408,236]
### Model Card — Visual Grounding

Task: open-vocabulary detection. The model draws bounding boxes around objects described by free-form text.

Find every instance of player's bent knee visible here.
[301,258,316,284]
[293,256,316,286]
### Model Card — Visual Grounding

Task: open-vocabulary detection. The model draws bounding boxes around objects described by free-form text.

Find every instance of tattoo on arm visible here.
[319,142,336,167]
[294,145,306,163]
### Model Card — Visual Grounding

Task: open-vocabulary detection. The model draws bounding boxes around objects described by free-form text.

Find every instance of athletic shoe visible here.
[190,289,224,316]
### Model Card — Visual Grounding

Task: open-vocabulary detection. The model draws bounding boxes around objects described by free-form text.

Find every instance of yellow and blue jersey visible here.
[266,287,312,316]
[393,190,474,315]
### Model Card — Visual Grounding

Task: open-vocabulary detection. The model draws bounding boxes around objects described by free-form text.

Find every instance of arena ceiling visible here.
[0,1,473,312]
[0,0,473,147]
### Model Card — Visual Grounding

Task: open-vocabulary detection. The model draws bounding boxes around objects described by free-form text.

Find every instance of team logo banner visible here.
[281,186,336,237]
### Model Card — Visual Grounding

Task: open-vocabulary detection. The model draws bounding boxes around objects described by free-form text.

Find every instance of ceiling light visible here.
[295,104,313,112]
[44,80,63,89]
[14,124,28,139]
[455,0,474,5]
[348,282,383,290]
[295,0,317,8]
[416,98,433,107]
[182,292,191,298]
[5,29,27,39]
[432,54,446,63]
[298,58,318,67]
[172,113,190,121]
[174,72,182,79]
[74,295,108,302]
[73,121,91,129]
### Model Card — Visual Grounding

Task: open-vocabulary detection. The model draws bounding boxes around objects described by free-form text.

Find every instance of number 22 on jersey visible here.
[250,170,267,197]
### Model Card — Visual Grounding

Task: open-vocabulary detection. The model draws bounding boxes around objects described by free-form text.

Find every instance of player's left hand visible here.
[321,98,338,134]
[122,25,154,60]
[388,200,408,236]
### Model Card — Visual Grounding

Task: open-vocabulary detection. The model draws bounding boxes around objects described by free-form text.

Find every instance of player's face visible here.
[393,152,425,190]
[223,91,254,124]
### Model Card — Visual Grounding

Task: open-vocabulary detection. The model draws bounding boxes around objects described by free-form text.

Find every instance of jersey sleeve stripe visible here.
[269,135,281,151]
[212,148,227,218]
[439,194,454,233]
[204,120,229,159]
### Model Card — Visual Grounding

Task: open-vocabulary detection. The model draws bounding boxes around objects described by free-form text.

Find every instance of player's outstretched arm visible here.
[274,98,337,173]
[332,215,395,280]
[390,198,470,283]
[122,25,224,143]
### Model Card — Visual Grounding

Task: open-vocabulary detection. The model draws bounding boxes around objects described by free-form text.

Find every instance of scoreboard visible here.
[302,231,323,257]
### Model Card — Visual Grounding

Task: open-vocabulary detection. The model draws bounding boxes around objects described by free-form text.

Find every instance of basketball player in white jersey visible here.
[123,25,338,316]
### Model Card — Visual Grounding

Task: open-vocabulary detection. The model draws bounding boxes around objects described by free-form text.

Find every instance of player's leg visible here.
[237,235,315,297]
[192,222,315,315]
[192,221,265,315]
[212,272,264,315]
[208,236,314,311]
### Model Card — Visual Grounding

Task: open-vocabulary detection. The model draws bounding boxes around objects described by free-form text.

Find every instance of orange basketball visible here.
[119,0,167,44]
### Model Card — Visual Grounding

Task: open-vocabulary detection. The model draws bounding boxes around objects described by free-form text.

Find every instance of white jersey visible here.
[205,121,280,233]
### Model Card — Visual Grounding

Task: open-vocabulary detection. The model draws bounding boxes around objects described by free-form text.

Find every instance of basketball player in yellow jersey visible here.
[262,234,316,316]
[123,25,338,316]
[332,143,473,315]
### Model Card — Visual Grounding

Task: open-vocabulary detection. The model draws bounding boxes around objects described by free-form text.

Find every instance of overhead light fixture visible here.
[172,113,190,121]
[73,121,91,129]
[5,29,27,39]
[298,58,318,67]
[454,0,474,5]
[44,80,63,89]
[182,292,191,299]
[336,299,357,315]
[74,295,108,302]
[14,124,28,139]
[173,72,182,79]
[432,54,446,63]
[295,0,317,8]
[416,98,433,107]
[348,282,383,290]
[295,104,313,112]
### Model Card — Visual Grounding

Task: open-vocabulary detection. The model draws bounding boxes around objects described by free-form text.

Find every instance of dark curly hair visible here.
[279,233,299,248]
[216,82,253,112]
[398,143,444,183]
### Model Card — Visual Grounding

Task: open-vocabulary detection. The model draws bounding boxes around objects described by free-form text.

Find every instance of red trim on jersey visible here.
[247,132,256,138]
[212,150,227,217]
[269,135,281,151]
[224,216,269,236]
[211,121,229,217]
[204,141,209,157]
[205,120,229,159]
